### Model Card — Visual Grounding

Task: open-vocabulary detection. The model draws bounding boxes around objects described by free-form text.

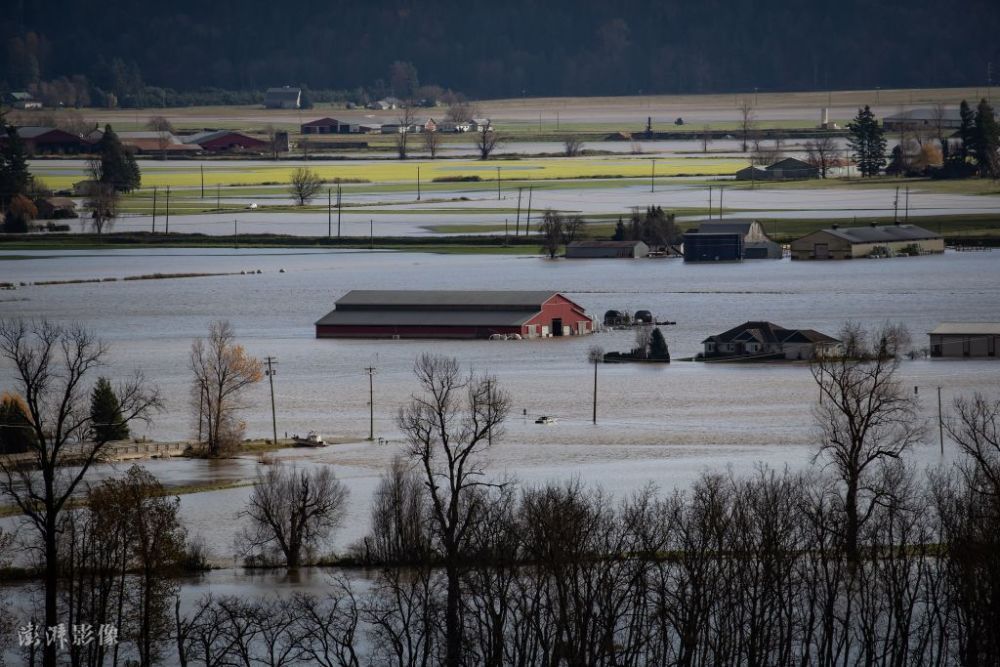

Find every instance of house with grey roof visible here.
[702,321,841,361]
[264,87,301,109]
[929,322,1000,358]
[790,223,944,260]
[883,107,962,133]
[315,290,594,339]
[736,157,818,181]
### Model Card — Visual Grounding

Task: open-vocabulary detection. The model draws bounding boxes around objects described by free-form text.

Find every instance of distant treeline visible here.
[1,0,998,105]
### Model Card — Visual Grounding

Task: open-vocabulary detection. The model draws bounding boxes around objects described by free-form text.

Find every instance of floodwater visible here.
[1,249,999,563]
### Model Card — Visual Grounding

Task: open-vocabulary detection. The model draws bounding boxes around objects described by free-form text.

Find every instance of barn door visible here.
[814,243,829,259]
[552,318,564,336]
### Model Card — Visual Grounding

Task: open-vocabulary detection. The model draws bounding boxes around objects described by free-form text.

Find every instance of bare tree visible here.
[805,135,838,178]
[397,354,510,667]
[445,100,479,123]
[360,455,430,564]
[395,106,415,160]
[423,129,442,158]
[189,320,262,456]
[289,167,322,206]
[0,319,161,667]
[146,115,174,159]
[292,585,362,667]
[948,393,1000,500]
[562,214,585,245]
[563,135,584,157]
[84,160,119,238]
[474,124,501,160]
[739,99,756,152]
[241,464,348,567]
[538,209,564,258]
[811,322,924,560]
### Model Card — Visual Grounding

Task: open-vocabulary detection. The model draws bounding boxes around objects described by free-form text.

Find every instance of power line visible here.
[264,356,278,446]
[365,366,376,441]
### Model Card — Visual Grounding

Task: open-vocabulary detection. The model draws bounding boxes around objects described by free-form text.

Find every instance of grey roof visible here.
[696,220,754,235]
[884,107,961,123]
[334,290,559,308]
[265,87,301,98]
[316,309,537,327]
[567,240,646,248]
[820,224,940,244]
[929,322,1000,336]
[703,321,840,345]
[181,130,259,145]
[766,157,815,171]
[15,126,58,138]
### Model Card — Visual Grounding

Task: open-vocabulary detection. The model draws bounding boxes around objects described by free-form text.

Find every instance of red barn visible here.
[315,290,593,339]
[183,130,268,152]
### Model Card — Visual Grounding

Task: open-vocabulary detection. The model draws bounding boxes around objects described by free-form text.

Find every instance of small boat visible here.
[534,415,558,425]
[292,431,325,447]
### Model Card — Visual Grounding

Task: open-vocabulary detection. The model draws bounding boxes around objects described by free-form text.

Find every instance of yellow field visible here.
[34,157,746,190]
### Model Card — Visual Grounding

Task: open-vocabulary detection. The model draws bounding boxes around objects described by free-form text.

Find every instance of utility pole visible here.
[515,187,523,237]
[216,184,220,210]
[264,356,278,446]
[327,188,332,238]
[893,186,899,223]
[905,186,910,222]
[337,184,343,238]
[234,219,238,248]
[938,386,944,456]
[719,186,724,219]
[496,166,501,200]
[650,158,656,193]
[417,165,421,201]
[708,186,712,220]
[152,186,157,233]
[365,366,376,440]
[165,186,170,234]
[525,186,533,233]
[370,219,373,250]
[504,218,509,246]
[592,355,599,424]
[200,165,205,198]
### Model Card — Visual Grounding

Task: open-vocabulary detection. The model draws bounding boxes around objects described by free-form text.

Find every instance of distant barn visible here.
[264,87,301,109]
[683,220,781,262]
[315,290,594,339]
[566,240,649,259]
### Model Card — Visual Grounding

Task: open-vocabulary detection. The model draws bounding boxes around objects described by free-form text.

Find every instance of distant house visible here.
[929,322,1000,358]
[735,157,818,181]
[182,130,268,153]
[566,240,649,259]
[884,107,962,133]
[357,123,382,134]
[4,127,91,155]
[423,118,439,133]
[468,118,493,132]
[263,87,301,109]
[301,117,348,134]
[380,123,403,134]
[5,92,42,110]
[702,321,842,360]
[315,290,594,339]
[683,220,781,262]
[437,121,470,133]
[790,223,944,260]
[367,97,402,110]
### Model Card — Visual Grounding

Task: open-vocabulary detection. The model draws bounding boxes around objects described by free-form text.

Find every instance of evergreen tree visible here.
[847,106,887,177]
[0,391,36,454]
[97,125,141,192]
[970,99,1000,179]
[649,327,670,360]
[90,377,130,442]
[0,124,31,208]
[957,100,975,163]
[612,217,625,241]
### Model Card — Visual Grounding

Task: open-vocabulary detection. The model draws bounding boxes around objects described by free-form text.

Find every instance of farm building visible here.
[35,197,77,219]
[702,321,842,360]
[883,108,961,133]
[301,118,351,134]
[183,131,268,153]
[684,220,780,262]
[264,87,301,109]
[790,224,944,260]
[316,290,594,339]
[5,92,41,109]
[735,157,818,181]
[566,240,649,258]
[5,127,91,154]
[117,131,202,155]
[929,322,1000,358]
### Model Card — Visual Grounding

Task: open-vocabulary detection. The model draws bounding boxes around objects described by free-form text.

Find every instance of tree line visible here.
[2,318,999,665]
[2,0,998,103]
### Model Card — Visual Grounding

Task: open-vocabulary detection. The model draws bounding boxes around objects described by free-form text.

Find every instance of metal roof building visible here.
[315,290,594,339]
[566,240,649,258]
[929,322,1000,358]
[790,224,944,260]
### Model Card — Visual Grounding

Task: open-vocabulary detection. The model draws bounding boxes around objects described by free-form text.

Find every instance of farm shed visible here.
[316,290,594,339]
[566,240,649,258]
[790,224,943,260]
[929,322,1000,358]
[264,87,301,109]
